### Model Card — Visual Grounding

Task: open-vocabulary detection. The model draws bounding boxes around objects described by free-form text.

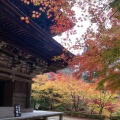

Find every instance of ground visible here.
[48,116,95,120]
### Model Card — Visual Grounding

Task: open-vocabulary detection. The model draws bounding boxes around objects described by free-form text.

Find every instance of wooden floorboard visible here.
[0,110,64,120]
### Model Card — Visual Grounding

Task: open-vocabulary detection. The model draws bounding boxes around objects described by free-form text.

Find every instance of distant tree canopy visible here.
[32,74,120,117]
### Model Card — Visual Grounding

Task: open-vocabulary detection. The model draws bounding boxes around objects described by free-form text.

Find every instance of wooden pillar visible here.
[26,82,31,108]
[3,81,13,106]
[59,114,63,120]
[43,117,48,120]
[34,117,48,120]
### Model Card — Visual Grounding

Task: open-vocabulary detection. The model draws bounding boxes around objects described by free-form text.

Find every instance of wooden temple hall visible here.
[0,0,73,119]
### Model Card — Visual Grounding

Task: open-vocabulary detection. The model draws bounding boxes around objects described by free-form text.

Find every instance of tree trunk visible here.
[91,108,95,114]
[99,107,103,115]
[110,113,112,120]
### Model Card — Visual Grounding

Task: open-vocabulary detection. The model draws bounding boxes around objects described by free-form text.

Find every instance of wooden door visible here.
[3,81,13,106]
[0,81,4,106]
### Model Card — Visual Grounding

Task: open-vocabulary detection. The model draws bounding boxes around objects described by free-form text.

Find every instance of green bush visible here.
[65,111,105,120]
[73,112,120,120]
[114,110,120,116]
[55,106,67,111]
[111,116,120,120]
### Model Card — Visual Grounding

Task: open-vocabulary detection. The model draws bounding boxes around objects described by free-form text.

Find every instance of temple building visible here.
[0,0,73,117]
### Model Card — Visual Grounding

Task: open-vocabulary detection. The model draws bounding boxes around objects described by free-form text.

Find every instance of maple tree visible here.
[86,80,120,117]
[32,74,69,110]
[105,102,118,119]
[69,0,120,92]
[61,75,88,112]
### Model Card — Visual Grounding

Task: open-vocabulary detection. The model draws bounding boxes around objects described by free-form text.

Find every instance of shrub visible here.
[111,116,120,120]
[65,111,106,120]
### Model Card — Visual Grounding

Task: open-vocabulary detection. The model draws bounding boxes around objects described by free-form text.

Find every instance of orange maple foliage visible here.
[21,0,75,34]
[68,0,120,90]
[70,23,120,92]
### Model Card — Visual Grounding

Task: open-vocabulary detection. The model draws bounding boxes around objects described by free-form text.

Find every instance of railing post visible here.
[59,114,63,120]
[43,117,48,120]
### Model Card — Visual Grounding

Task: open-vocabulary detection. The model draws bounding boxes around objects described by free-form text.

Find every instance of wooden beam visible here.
[0,66,32,78]
[0,73,31,83]
[13,76,32,83]
[0,73,10,79]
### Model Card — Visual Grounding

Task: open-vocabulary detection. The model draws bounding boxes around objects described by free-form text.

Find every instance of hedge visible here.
[65,111,120,120]
[111,116,120,120]
[65,111,105,120]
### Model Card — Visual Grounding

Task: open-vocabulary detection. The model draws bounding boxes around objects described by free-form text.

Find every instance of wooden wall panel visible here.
[3,81,13,106]
[13,81,27,108]
[0,81,13,106]
[14,81,26,94]
[13,96,26,108]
